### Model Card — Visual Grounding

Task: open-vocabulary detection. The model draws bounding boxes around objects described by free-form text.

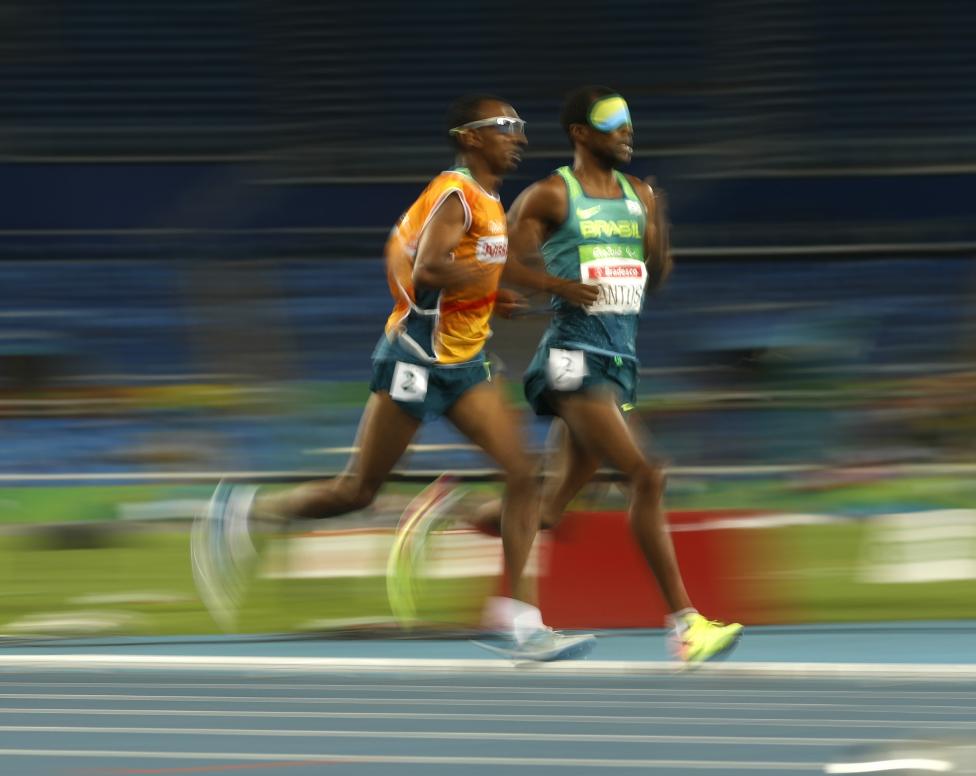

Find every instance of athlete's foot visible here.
[191,480,259,631]
[386,475,465,625]
[667,612,743,663]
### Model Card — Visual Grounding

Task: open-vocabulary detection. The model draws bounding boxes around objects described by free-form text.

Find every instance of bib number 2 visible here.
[547,348,587,391]
[391,362,429,402]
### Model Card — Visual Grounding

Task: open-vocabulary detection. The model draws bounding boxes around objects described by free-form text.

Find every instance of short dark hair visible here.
[560,85,618,139]
[446,94,504,149]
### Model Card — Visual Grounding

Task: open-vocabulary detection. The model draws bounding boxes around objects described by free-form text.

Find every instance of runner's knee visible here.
[629,461,665,500]
[336,475,380,512]
[503,466,536,496]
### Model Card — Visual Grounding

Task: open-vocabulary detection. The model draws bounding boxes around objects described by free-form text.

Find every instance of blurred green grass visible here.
[0,528,491,636]
[0,474,973,634]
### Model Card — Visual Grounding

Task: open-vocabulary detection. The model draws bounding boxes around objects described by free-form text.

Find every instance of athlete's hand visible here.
[493,288,529,318]
[552,278,600,307]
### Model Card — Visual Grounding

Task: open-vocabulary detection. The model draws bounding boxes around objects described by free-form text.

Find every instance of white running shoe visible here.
[473,628,597,662]
[190,480,258,631]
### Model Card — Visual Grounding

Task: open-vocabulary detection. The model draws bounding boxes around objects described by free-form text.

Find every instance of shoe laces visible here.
[521,626,571,647]
[681,614,728,637]
[702,617,729,628]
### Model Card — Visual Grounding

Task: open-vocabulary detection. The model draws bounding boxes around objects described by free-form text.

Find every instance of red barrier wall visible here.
[539,510,772,628]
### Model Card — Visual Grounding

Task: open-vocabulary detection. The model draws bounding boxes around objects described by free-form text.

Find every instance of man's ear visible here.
[452,129,479,151]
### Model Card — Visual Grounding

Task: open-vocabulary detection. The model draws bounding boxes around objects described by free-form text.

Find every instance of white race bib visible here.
[547,348,587,391]
[579,244,646,315]
[390,361,429,402]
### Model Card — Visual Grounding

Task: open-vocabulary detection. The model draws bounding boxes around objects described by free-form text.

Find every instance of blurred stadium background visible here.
[1,0,974,636]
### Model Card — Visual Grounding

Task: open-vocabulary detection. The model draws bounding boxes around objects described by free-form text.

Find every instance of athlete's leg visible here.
[445,381,540,605]
[256,391,421,522]
[192,390,421,630]
[552,387,693,613]
[447,381,597,660]
[470,418,600,534]
[538,418,602,528]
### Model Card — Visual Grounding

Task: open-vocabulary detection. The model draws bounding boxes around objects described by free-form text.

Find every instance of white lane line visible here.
[825,758,956,774]
[1,655,975,679]
[4,681,976,700]
[0,707,974,729]
[0,724,907,746]
[0,692,972,713]
[0,748,825,769]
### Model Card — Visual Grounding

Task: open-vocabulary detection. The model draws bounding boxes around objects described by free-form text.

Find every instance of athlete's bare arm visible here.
[411,193,479,291]
[503,177,599,307]
[631,175,673,291]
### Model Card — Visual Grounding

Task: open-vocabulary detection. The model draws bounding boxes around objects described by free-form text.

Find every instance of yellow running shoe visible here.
[386,475,464,627]
[669,612,743,663]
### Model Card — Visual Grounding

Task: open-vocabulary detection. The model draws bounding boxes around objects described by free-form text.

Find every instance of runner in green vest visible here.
[498,86,741,662]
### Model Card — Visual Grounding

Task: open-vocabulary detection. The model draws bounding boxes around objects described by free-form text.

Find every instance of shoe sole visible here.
[471,634,597,662]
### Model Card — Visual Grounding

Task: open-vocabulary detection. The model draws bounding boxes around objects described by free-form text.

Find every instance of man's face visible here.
[462,100,528,174]
[585,122,634,167]
[573,93,634,167]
